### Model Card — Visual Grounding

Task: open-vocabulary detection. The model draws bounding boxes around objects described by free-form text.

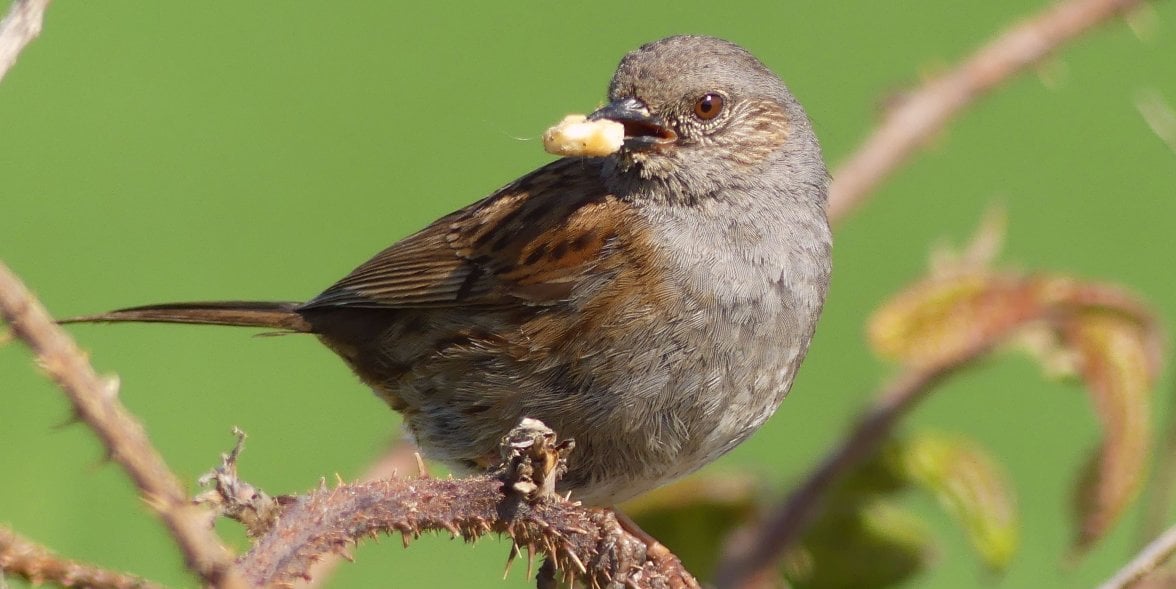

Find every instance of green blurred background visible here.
[2,1,1175,587]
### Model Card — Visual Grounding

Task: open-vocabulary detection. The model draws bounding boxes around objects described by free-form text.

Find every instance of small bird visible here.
[68,35,832,506]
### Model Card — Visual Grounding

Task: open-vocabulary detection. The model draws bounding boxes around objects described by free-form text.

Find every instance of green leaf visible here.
[892,432,1019,570]
[785,497,933,589]
[622,473,759,580]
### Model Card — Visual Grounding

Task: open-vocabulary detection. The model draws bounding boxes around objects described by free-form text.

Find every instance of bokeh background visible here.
[2,1,1175,587]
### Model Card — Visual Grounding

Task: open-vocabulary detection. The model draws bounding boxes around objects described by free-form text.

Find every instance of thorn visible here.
[100,374,121,399]
[141,491,170,514]
[503,542,521,579]
[442,521,460,538]
[50,410,82,430]
[227,427,248,463]
[414,452,429,478]
[526,544,535,579]
[565,548,587,574]
[334,472,346,487]
[1136,87,1176,155]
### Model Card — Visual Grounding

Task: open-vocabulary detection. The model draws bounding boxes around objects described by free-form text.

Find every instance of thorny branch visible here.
[715,270,1166,583]
[0,527,162,589]
[0,0,1166,585]
[1,3,246,586]
[291,440,420,589]
[236,476,697,588]
[210,419,698,589]
[0,262,246,589]
[826,0,1151,225]
[0,0,51,84]
[711,0,1162,585]
[713,336,1000,588]
[1098,522,1176,589]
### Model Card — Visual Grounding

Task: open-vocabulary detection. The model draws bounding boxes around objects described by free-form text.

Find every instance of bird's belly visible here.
[557,304,806,505]
[373,279,807,505]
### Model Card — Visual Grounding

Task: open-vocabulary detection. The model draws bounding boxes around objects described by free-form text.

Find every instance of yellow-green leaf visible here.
[867,272,1039,366]
[868,211,1164,558]
[1065,311,1157,552]
[893,432,1018,570]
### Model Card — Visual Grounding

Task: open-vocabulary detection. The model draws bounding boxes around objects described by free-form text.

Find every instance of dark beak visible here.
[587,97,677,151]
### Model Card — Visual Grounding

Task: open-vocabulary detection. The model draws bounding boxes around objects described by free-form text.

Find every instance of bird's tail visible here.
[60,301,313,333]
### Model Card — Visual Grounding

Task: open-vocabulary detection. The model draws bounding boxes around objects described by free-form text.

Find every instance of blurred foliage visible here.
[2,1,1175,588]
[623,474,760,581]
[868,212,1163,555]
[893,432,1018,570]
[627,430,1017,589]
[1068,311,1159,552]
[786,496,935,589]
[789,431,1017,588]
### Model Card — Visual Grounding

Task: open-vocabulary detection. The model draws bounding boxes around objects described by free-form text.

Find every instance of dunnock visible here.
[69,35,832,506]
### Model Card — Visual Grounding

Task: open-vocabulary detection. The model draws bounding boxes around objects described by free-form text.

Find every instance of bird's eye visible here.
[693,93,724,120]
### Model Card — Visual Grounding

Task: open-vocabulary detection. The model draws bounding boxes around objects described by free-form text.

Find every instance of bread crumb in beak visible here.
[543,114,625,157]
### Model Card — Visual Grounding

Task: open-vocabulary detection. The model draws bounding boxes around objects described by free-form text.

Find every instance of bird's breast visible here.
[539,199,829,503]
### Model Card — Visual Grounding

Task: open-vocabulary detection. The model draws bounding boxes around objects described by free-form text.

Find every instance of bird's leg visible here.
[612,509,673,562]
[497,417,576,502]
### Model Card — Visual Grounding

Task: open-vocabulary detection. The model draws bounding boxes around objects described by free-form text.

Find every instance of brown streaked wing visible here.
[301,158,632,310]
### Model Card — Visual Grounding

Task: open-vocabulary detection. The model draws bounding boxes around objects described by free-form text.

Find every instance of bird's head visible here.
[590,35,826,205]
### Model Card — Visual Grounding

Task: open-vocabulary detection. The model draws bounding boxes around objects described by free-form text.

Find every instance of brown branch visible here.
[237,475,695,588]
[1138,379,1176,545]
[712,335,999,589]
[0,4,246,586]
[0,0,1154,586]
[1098,522,1176,589]
[826,0,1149,225]
[713,268,1164,586]
[0,526,163,589]
[230,421,698,589]
[292,438,420,589]
[0,0,51,84]
[0,261,246,589]
[704,0,1160,583]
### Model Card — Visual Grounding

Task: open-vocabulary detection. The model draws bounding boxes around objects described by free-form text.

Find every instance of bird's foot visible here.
[497,417,576,502]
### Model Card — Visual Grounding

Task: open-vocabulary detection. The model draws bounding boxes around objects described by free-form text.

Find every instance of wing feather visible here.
[301,158,634,311]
